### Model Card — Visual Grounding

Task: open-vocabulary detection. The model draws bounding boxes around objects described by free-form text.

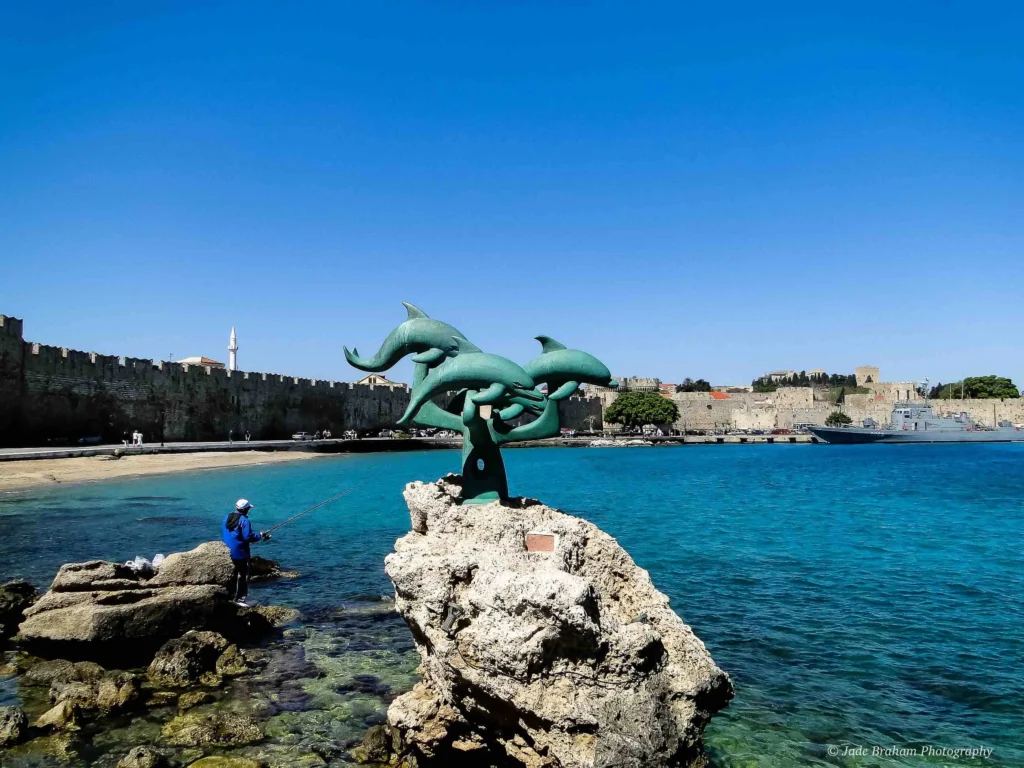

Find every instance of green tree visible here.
[678,377,712,393]
[825,411,853,426]
[605,391,680,428]
[931,376,1020,400]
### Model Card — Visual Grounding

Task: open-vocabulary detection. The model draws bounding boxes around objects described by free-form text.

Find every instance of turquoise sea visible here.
[2,445,1023,767]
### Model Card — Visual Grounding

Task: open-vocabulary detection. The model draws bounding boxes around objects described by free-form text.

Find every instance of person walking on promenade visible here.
[222,499,271,607]
[245,431,251,443]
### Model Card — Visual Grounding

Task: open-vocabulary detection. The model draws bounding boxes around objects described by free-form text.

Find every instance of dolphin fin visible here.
[471,382,507,404]
[412,348,447,365]
[403,302,429,319]
[452,337,483,354]
[536,335,567,353]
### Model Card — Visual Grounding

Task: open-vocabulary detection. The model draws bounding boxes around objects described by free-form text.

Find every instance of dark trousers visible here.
[229,557,250,601]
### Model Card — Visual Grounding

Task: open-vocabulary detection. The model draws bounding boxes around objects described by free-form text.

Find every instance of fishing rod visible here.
[263,482,368,535]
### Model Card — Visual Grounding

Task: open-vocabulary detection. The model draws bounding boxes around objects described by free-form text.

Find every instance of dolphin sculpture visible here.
[524,336,617,400]
[397,338,543,426]
[344,302,468,371]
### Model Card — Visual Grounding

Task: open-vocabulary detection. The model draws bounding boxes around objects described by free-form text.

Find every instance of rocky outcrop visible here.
[14,542,301,663]
[384,476,733,768]
[35,700,80,730]
[0,706,28,747]
[148,542,235,588]
[147,631,249,687]
[17,658,143,724]
[15,542,238,661]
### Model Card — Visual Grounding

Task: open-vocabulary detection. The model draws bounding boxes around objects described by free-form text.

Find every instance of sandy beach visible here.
[0,450,327,493]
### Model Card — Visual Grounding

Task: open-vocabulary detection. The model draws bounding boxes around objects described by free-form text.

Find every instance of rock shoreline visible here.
[0,543,304,766]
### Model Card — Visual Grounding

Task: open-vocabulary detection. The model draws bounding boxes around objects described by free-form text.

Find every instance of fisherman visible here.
[222,499,271,607]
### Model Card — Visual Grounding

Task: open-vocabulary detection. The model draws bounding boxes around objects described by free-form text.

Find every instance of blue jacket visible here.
[222,512,261,560]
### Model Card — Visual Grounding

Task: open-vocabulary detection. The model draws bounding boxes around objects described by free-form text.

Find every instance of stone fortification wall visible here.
[556,394,603,431]
[0,313,412,446]
[855,365,880,386]
[0,315,25,440]
[865,381,921,401]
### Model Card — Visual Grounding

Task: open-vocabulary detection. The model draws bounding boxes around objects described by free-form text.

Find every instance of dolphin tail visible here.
[344,346,362,366]
[344,327,409,372]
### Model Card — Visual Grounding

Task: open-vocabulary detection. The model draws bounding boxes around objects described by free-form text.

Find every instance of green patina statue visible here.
[345,303,617,504]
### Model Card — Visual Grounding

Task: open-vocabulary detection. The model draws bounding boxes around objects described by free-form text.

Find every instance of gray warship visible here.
[810,402,1024,444]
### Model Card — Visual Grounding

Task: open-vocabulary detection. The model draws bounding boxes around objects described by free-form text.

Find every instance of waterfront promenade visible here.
[0,433,818,463]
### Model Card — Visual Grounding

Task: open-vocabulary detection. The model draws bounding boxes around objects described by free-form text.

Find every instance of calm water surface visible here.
[1,445,1022,767]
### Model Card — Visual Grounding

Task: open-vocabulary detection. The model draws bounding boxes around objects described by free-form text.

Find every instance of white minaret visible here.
[228,326,238,371]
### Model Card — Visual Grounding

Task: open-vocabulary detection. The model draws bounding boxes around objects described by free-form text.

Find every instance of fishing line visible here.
[263,482,368,534]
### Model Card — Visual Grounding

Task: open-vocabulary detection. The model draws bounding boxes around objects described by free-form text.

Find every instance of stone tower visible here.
[228,326,238,372]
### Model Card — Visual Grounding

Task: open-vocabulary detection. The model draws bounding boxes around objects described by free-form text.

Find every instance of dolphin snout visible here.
[512,384,545,402]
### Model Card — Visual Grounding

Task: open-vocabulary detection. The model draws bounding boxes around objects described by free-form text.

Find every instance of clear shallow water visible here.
[1,445,1023,767]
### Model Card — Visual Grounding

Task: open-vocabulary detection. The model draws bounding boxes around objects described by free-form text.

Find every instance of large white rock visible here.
[385,475,733,768]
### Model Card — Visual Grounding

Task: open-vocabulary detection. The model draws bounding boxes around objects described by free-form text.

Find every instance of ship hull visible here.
[809,427,1024,444]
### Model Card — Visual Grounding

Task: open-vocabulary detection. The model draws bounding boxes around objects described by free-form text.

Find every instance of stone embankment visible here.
[372,476,733,767]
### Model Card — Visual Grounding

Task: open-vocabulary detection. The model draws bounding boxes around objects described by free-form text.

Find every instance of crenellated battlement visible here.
[1,310,415,445]
[0,314,25,340]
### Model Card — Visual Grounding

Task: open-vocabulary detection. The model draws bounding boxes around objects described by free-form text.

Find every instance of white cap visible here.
[235,498,253,512]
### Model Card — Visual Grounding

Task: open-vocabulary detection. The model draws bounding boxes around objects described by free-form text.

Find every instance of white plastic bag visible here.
[125,556,154,576]
[152,553,166,569]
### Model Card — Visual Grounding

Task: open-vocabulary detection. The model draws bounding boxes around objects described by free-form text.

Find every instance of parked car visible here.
[770,428,792,435]
[292,431,313,441]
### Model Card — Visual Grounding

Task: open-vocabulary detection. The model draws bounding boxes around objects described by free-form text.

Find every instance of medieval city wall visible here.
[599,384,1024,432]
[0,313,416,445]
[0,313,603,446]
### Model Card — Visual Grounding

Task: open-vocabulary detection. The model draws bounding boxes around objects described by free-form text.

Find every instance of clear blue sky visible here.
[1,2,1021,388]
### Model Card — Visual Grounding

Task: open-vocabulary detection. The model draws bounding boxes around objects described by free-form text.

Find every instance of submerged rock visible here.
[0,705,28,746]
[187,757,264,768]
[117,745,169,768]
[177,691,216,711]
[350,723,394,764]
[161,710,263,747]
[383,476,734,768]
[0,580,38,638]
